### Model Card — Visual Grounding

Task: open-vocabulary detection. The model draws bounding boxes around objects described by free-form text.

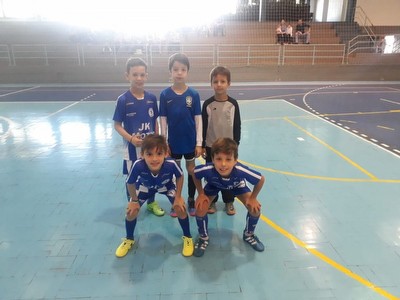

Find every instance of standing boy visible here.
[159,53,202,217]
[192,138,265,257]
[115,134,194,257]
[113,57,164,217]
[202,66,241,215]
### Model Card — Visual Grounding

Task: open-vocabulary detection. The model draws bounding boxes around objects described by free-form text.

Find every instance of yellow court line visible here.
[284,117,378,180]
[240,160,400,183]
[259,214,399,300]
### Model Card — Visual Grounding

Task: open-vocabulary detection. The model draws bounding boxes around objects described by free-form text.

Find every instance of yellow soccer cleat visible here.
[147,201,165,216]
[181,236,194,257]
[115,238,135,258]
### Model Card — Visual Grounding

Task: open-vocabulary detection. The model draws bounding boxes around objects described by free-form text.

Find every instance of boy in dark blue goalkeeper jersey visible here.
[159,53,202,218]
[115,134,194,258]
[192,138,265,257]
[113,57,164,217]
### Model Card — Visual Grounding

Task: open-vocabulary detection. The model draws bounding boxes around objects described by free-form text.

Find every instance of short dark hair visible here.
[141,134,168,154]
[211,138,238,160]
[210,66,231,84]
[126,57,147,73]
[168,53,190,71]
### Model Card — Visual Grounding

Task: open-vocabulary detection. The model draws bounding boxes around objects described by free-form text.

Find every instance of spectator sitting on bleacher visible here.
[276,19,290,45]
[294,19,311,44]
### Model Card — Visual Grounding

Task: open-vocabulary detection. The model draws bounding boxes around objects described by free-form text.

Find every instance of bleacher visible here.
[183,21,340,45]
[0,20,399,84]
[0,20,73,44]
[0,20,343,46]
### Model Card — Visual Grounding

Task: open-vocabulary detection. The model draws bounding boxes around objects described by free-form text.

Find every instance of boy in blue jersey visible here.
[159,53,202,218]
[192,138,265,257]
[113,57,164,217]
[115,134,194,258]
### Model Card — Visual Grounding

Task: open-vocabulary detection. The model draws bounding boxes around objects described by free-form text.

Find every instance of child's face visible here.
[211,74,230,98]
[143,147,166,174]
[126,65,147,89]
[170,61,188,84]
[212,152,237,178]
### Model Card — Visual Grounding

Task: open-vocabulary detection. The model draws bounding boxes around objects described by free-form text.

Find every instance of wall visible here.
[357,0,400,25]
[309,0,400,24]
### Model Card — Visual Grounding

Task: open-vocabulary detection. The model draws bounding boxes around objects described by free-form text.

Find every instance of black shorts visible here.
[170,152,195,161]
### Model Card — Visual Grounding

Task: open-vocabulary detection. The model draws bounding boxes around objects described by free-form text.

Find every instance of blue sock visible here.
[178,216,191,238]
[196,215,209,239]
[147,194,155,204]
[244,213,259,235]
[125,218,137,240]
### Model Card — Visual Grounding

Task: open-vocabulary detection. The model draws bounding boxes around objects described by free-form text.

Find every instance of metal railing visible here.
[347,34,378,57]
[282,44,346,65]
[354,6,375,41]
[1,42,347,67]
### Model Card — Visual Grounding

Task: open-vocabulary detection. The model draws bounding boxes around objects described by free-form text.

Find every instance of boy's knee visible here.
[248,211,261,218]
[126,208,139,221]
[195,196,210,217]
[173,204,187,218]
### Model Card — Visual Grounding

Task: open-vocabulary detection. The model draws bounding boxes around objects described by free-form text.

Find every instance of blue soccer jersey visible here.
[194,162,263,196]
[113,90,158,162]
[159,86,201,154]
[126,158,183,192]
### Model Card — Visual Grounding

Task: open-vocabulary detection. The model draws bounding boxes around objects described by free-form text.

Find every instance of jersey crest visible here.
[186,96,193,107]
[148,108,154,118]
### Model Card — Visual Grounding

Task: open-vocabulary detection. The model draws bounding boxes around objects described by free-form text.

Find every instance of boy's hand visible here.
[172,196,186,218]
[246,199,261,216]
[126,201,140,219]
[195,193,210,217]
[195,146,203,158]
[130,134,142,147]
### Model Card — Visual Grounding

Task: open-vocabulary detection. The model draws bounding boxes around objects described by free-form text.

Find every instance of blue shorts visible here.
[204,184,251,197]
[122,160,133,175]
[136,183,176,205]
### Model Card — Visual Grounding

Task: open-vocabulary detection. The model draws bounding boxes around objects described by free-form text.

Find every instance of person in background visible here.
[376,36,386,53]
[276,19,289,45]
[294,19,311,44]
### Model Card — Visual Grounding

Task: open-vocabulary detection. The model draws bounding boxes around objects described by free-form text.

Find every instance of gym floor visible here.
[1,82,399,300]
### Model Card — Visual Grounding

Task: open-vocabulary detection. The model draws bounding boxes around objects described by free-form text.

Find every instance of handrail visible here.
[0,42,347,67]
[347,34,376,55]
[0,44,12,65]
[354,6,375,41]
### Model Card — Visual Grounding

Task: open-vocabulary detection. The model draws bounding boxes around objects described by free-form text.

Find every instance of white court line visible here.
[0,86,41,97]
[380,98,400,105]
[0,93,96,137]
